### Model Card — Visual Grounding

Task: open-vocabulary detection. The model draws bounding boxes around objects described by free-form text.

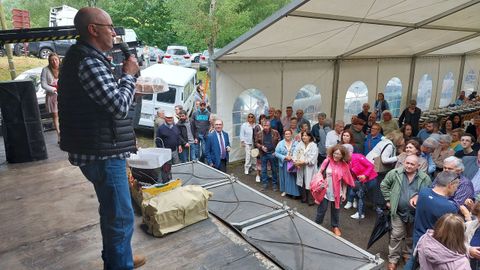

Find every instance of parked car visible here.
[150,47,164,62]
[199,48,219,70]
[14,67,48,118]
[13,40,75,59]
[191,52,202,63]
[163,45,191,68]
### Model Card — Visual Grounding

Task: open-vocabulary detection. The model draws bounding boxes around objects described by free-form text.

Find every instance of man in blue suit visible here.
[205,119,230,172]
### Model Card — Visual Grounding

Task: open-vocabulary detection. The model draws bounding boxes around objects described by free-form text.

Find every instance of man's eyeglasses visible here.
[91,23,115,31]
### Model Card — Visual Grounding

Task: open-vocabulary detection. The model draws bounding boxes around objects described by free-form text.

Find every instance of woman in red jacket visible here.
[343,144,378,220]
[315,144,355,236]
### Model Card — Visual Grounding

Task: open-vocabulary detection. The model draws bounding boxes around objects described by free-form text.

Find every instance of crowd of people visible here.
[228,94,480,270]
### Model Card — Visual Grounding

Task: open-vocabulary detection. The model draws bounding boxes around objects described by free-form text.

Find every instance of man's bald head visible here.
[74,7,111,37]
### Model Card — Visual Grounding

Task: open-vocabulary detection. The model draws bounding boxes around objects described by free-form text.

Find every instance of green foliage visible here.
[98,0,176,49]
[2,0,289,52]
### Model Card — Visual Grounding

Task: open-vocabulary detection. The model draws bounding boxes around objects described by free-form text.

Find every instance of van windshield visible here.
[156,87,176,104]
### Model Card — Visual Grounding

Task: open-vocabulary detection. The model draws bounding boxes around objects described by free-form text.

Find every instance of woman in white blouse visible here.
[40,53,60,143]
[294,131,318,205]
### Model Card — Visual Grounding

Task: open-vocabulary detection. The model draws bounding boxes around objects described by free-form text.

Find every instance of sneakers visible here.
[350,212,365,219]
[133,254,146,268]
[244,169,249,175]
[353,199,358,209]
[281,192,286,197]
[255,175,261,182]
[344,201,353,209]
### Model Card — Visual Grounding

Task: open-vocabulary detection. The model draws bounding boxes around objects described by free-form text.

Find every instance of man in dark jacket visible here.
[57,7,145,269]
[255,121,281,191]
[176,110,195,162]
[191,101,210,162]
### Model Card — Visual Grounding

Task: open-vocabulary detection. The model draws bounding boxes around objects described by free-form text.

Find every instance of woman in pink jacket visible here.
[314,144,355,236]
[415,213,471,270]
[343,144,378,220]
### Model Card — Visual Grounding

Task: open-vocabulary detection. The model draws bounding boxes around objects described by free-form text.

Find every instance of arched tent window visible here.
[463,69,477,97]
[232,89,269,140]
[292,84,321,124]
[344,81,368,123]
[439,72,455,108]
[384,77,402,117]
[417,74,432,111]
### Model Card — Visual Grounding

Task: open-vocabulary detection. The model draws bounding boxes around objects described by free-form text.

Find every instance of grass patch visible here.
[0,56,47,81]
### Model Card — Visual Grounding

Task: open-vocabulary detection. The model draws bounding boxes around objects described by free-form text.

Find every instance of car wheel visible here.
[194,56,200,63]
[39,48,53,59]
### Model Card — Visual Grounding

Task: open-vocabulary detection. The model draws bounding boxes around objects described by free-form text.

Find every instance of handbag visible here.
[374,143,395,173]
[310,160,330,204]
[287,160,296,172]
[251,148,259,158]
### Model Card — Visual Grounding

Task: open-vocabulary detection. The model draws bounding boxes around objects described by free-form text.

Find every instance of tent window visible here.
[292,84,321,125]
[384,77,402,117]
[232,89,269,139]
[344,81,368,123]
[463,69,477,97]
[439,72,455,108]
[417,74,432,111]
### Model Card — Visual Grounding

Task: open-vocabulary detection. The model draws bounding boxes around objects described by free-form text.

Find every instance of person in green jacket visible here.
[381,155,432,270]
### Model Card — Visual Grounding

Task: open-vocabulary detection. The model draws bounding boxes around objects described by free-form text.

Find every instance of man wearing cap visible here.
[403,171,460,270]
[205,119,230,172]
[349,117,366,154]
[191,101,211,162]
[156,111,181,164]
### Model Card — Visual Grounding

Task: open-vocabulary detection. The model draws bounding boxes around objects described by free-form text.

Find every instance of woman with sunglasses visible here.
[240,113,256,175]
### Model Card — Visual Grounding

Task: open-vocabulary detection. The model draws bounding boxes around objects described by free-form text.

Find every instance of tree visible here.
[99,0,176,49]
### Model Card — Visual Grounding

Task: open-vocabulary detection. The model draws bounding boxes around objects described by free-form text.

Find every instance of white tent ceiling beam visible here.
[339,0,480,58]
[414,33,480,56]
[289,11,480,33]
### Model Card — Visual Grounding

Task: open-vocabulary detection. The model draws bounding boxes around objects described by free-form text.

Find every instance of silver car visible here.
[199,48,219,70]
[163,45,191,68]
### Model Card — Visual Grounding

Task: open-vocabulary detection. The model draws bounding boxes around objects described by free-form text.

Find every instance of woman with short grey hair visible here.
[432,134,455,171]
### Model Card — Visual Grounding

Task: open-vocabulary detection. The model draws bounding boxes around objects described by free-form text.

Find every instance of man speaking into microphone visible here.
[58,7,145,269]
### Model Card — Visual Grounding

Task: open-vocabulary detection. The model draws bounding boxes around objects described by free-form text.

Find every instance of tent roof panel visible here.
[214,0,480,61]
[428,36,480,55]
[296,0,469,23]
[355,29,472,56]
[220,17,402,60]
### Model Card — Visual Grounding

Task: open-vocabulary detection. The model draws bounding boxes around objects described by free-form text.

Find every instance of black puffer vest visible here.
[58,42,136,156]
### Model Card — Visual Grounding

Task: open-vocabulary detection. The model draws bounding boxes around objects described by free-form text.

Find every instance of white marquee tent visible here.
[210,0,480,161]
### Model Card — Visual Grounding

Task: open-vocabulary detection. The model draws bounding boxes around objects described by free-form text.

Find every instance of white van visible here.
[137,64,197,128]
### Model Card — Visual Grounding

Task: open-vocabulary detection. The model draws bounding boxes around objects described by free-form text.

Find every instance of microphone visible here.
[119,42,131,59]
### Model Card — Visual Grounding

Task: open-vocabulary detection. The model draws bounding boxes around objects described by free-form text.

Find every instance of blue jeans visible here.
[196,134,207,162]
[261,153,278,188]
[80,159,134,270]
[179,145,195,162]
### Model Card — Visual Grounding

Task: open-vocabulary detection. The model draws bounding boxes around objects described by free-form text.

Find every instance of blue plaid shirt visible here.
[67,42,136,166]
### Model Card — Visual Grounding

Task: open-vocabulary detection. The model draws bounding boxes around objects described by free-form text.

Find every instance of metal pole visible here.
[457,54,466,96]
[331,60,340,123]
[0,0,16,79]
[406,57,416,103]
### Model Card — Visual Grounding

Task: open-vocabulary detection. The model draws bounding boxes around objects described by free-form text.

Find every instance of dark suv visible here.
[18,39,76,59]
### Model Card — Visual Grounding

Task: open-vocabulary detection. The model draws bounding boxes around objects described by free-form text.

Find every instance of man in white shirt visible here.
[325,120,344,149]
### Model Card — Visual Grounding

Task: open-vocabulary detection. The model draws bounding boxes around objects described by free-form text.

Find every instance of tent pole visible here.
[210,63,217,113]
[406,57,416,104]
[331,60,340,123]
[457,54,466,96]
[280,61,284,111]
